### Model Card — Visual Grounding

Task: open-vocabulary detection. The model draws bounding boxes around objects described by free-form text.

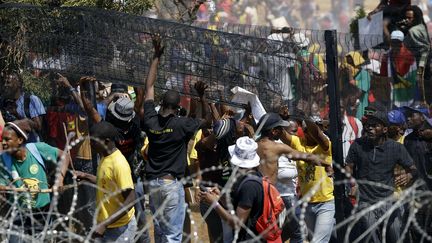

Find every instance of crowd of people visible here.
[0,31,431,243]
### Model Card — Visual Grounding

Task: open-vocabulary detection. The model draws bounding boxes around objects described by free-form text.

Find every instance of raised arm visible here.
[189,97,198,118]
[145,35,165,102]
[274,142,329,167]
[79,77,102,123]
[209,102,221,121]
[134,86,145,119]
[57,73,85,112]
[303,119,330,151]
[194,81,212,129]
[0,110,4,130]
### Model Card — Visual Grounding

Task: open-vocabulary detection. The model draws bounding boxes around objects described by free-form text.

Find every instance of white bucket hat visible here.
[228,136,260,168]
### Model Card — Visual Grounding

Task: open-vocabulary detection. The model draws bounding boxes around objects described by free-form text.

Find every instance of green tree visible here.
[349,6,366,49]
[2,0,154,15]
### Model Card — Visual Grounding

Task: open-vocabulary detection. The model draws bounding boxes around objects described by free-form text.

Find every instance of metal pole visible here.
[87,81,98,173]
[325,30,345,242]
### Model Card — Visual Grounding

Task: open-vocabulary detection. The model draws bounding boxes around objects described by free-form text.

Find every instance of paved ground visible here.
[146,206,210,243]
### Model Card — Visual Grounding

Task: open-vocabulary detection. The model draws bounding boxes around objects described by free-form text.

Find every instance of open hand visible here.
[395,171,412,187]
[78,76,97,86]
[194,81,208,97]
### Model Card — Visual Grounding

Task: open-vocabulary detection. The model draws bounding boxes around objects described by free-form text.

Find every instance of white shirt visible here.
[275,140,298,197]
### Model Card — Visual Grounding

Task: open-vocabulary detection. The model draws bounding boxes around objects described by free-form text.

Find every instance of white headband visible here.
[6,122,28,141]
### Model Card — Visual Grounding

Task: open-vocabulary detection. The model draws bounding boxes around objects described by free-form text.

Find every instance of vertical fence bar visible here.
[325,29,345,242]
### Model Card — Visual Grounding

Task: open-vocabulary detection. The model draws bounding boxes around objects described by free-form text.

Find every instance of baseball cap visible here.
[110,83,128,93]
[107,97,136,122]
[402,104,430,117]
[387,109,406,125]
[257,113,290,132]
[228,136,260,169]
[365,110,390,127]
[391,30,404,42]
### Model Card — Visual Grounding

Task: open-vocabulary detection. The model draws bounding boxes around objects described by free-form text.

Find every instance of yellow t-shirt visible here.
[290,136,334,203]
[96,149,135,228]
[189,129,202,161]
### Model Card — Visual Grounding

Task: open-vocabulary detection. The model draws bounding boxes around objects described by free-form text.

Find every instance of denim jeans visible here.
[148,178,186,243]
[96,217,137,243]
[351,201,401,243]
[305,200,335,243]
[135,178,150,243]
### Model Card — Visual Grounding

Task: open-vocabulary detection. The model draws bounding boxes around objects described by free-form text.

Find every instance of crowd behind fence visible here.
[0,3,431,243]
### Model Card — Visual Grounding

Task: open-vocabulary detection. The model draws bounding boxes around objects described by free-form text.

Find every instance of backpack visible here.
[236,175,285,242]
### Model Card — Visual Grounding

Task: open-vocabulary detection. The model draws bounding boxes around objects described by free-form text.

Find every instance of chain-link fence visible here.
[0,3,431,243]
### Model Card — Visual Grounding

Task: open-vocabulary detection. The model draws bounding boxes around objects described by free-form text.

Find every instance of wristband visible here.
[212,201,220,208]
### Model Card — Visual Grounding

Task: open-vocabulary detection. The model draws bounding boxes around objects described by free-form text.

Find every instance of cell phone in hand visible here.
[199,184,208,192]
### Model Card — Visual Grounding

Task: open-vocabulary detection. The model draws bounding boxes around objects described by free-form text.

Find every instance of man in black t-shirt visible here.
[402,105,432,241]
[142,36,211,242]
[199,136,264,242]
[345,110,417,243]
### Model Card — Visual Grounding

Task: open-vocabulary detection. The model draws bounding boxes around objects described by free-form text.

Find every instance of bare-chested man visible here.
[256,113,328,184]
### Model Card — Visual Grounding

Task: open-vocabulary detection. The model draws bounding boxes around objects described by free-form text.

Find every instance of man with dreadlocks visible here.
[403,5,431,103]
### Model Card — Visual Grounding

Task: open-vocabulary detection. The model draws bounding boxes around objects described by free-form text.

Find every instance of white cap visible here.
[293,33,310,48]
[228,136,260,169]
[390,30,404,41]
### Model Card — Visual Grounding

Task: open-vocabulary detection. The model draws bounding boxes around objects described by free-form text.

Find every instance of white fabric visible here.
[391,30,404,41]
[231,86,267,123]
[342,116,363,161]
[228,136,260,168]
[275,140,298,197]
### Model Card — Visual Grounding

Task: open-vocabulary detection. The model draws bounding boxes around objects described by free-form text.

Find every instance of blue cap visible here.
[403,104,430,117]
[388,110,406,125]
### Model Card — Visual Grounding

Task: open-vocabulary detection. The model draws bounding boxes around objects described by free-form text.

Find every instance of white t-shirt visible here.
[275,140,298,197]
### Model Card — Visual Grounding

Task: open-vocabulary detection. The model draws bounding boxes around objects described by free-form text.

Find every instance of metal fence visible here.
[0,3,431,242]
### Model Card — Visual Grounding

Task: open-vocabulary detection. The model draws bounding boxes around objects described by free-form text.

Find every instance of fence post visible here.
[87,81,98,171]
[325,30,345,241]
